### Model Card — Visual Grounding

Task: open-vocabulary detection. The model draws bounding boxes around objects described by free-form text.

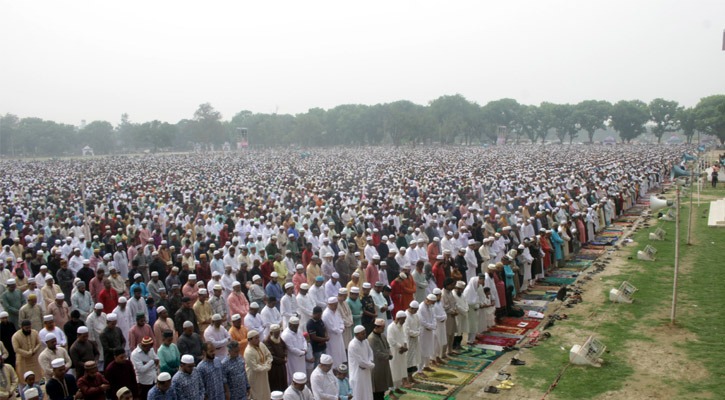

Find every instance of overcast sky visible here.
[1,0,724,125]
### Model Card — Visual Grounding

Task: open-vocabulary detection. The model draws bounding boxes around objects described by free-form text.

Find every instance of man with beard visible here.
[196,342,226,400]
[263,324,287,392]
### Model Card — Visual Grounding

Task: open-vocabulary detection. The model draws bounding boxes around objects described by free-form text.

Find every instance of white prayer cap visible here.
[181,354,195,364]
[94,303,103,310]
[212,314,222,321]
[0,312,7,318]
[320,354,333,365]
[433,237,440,242]
[77,326,89,334]
[231,314,241,321]
[399,273,407,280]
[252,275,261,281]
[354,251,361,256]
[395,311,407,319]
[51,358,65,368]
[213,285,222,291]
[183,321,194,328]
[296,264,304,270]
[250,302,260,309]
[399,247,406,252]
[332,272,339,279]
[456,280,466,288]
[284,282,294,290]
[300,283,309,290]
[151,271,159,277]
[270,272,279,278]
[350,287,360,293]
[362,282,371,289]
[352,272,360,277]
[212,271,221,277]
[44,333,57,342]
[327,297,338,304]
[487,264,497,270]
[43,315,54,322]
[107,313,117,321]
[23,371,36,379]
[83,259,90,264]
[289,316,300,324]
[6,279,15,285]
[354,325,366,334]
[432,288,442,295]
[447,231,453,236]
[118,296,127,303]
[157,306,167,313]
[158,372,171,382]
[188,274,197,280]
[247,330,259,339]
[198,289,207,295]
[427,294,437,301]
[271,391,284,400]
[338,251,345,257]
[436,255,443,260]
[409,300,420,309]
[233,281,241,287]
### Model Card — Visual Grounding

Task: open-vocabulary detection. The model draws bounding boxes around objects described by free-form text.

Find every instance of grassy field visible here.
[517,187,725,399]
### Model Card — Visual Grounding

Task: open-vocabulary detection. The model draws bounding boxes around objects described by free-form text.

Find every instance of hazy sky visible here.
[1,0,724,125]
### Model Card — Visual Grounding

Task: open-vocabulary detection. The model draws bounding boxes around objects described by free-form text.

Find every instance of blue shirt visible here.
[265,282,284,309]
[222,355,249,400]
[130,282,150,297]
[337,377,352,399]
[171,370,203,399]
[147,385,178,400]
[196,359,226,399]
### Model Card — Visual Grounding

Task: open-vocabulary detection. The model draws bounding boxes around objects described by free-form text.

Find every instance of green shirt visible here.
[346,298,362,328]
[157,343,181,376]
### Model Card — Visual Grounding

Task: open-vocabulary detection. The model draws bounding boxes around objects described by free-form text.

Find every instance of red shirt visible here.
[432,262,446,288]
[98,288,118,313]
[260,260,274,287]
[302,249,313,267]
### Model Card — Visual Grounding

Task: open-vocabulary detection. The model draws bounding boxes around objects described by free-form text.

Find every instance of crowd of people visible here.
[0,145,687,399]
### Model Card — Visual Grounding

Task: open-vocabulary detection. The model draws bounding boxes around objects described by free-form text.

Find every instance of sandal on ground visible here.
[511,358,526,366]
[484,386,500,393]
[495,383,512,390]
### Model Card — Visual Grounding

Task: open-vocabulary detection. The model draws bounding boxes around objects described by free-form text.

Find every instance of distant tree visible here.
[573,100,611,143]
[649,98,679,144]
[0,113,19,156]
[482,99,521,144]
[549,103,575,144]
[193,103,225,145]
[694,95,725,142]
[79,121,114,154]
[676,107,697,144]
[610,100,649,143]
[294,112,324,146]
[537,102,557,143]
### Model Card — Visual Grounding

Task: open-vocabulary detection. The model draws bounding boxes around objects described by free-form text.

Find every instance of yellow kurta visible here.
[193,300,212,334]
[0,364,17,399]
[11,330,42,381]
[244,342,272,400]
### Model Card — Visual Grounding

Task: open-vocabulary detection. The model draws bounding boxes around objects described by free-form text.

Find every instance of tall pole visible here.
[687,177,694,245]
[671,185,680,325]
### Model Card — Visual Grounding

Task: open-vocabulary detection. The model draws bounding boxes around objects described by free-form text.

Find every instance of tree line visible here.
[1,94,724,156]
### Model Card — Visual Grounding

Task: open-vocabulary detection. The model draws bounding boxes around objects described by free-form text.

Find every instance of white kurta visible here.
[348,337,375,400]
[386,322,408,387]
[260,306,282,339]
[433,300,447,353]
[281,327,307,385]
[483,273,500,308]
[321,308,346,368]
[280,294,298,328]
[462,277,480,337]
[453,291,469,335]
[204,325,231,358]
[112,304,133,350]
[244,313,265,341]
[417,303,436,363]
[403,311,421,369]
[85,312,107,362]
[310,366,339,400]
[296,293,315,332]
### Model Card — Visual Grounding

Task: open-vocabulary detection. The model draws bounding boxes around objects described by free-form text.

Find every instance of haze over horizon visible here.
[1,0,724,126]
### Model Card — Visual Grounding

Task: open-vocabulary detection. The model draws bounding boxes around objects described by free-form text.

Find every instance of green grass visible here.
[517,188,725,399]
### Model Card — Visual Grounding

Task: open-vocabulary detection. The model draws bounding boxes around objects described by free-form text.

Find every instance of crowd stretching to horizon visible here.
[0,145,689,400]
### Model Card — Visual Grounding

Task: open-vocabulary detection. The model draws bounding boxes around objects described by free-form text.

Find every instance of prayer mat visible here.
[498,318,541,329]
[516,299,550,308]
[385,390,447,400]
[488,325,529,335]
[519,305,548,313]
[423,367,475,385]
[484,332,526,340]
[438,358,491,374]
[521,294,548,300]
[542,277,577,285]
[475,335,519,347]
[457,346,503,360]
[408,380,458,396]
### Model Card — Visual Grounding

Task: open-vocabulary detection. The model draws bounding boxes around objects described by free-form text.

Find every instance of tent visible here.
[82,146,94,156]
[602,136,616,145]
[667,135,682,145]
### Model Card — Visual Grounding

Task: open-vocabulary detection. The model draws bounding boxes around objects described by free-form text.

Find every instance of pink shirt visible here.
[128,323,155,350]
[366,263,379,286]
[227,292,250,321]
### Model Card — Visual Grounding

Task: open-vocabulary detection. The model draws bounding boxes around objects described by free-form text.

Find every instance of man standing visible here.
[204,314,231,358]
[38,334,72,381]
[280,317,306,385]
[146,372,176,400]
[130,337,158,399]
[2,279,25,328]
[283,372,313,399]
[442,278,458,357]
[77,361,110,400]
[0,354,17,400]
[85,303,106,368]
[171,355,203,399]
[157,331,180,376]
[69,326,99,376]
[279,283,297,328]
[310,354,338,400]
[244,330,272,400]
[221,341,250,400]
[11,320,41,385]
[369,318,396,400]
[418,294,437,371]
[45,358,78,400]
[112,297,132,351]
[348,325,375,400]
[322,297,346,368]
[99,314,125,367]
[404,301,422,383]
[387,311,409,392]
[104,349,139,400]
[18,294,42,331]
[263,325,287,392]
[177,322,203,365]
[196,342,227,400]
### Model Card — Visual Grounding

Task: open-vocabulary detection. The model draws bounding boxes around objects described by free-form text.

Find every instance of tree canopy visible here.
[1,94,724,156]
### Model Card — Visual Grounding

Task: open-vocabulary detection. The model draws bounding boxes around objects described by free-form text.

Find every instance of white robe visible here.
[260,306,282,339]
[418,303,436,364]
[280,327,307,385]
[322,308,347,368]
[296,293,315,332]
[310,366,339,400]
[462,277,480,337]
[386,322,407,387]
[280,294,298,328]
[112,304,133,350]
[348,337,375,400]
[433,300,447,354]
[483,273,500,308]
[403,311,421,369]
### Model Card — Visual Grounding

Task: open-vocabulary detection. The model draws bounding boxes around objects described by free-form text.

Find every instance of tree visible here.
[482,99,521,144]
[549,103,575,144]
[649,98,679,144]
[610,100,649,143]
[676,107,697,144]
[537,102,557,143]
[694,95,725,142]
[193,103,225,145]
[79,121,114,154]
[0,113,19,156]
[573,100,611,143]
